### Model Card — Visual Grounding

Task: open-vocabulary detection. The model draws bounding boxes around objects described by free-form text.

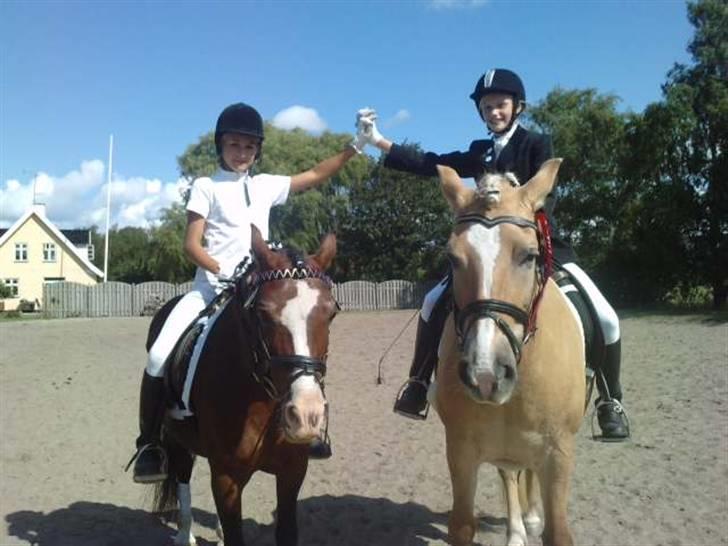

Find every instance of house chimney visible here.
[32,203,46,217]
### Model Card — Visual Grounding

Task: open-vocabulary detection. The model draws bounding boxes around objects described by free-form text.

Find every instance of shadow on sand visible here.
[5,494,459,546]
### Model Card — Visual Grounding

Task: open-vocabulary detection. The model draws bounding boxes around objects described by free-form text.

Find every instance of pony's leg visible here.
[210,467,249,546]
[522,469,543,537]
[171,446,196,546]
[174,482,196,546]
[537,442,575,546]
[274,456,308,546]
[446,435,479,546]
[498,469,527,546]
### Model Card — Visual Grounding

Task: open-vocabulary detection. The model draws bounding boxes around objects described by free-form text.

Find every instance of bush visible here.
[17,299,36,312]
[662,284,712,308]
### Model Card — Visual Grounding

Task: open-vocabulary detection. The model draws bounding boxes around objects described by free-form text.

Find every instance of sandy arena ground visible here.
[1,310,727,546]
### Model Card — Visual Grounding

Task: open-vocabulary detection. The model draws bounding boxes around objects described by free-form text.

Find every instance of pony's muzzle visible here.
[458,356,516,404]
[282,402,325,443]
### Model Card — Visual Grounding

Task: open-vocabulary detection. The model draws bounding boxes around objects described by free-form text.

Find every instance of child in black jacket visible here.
[358,68,629,441]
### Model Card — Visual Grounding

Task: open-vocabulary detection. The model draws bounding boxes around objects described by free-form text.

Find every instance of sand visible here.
[1,310,726,546]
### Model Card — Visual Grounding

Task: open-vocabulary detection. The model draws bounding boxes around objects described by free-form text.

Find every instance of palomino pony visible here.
[431,159,586,546]
[149,226,338,546]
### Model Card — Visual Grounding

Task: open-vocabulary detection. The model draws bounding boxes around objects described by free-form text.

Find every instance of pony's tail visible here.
[152,439,178,515]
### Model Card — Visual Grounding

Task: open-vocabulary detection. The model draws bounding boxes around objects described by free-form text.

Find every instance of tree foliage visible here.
[94,0,724,308]
[527,88,629,271]
[339,153,452,282]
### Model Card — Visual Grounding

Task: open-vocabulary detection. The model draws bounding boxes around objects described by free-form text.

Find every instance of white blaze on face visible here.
[280,282,325,400]
[463,225,501,372]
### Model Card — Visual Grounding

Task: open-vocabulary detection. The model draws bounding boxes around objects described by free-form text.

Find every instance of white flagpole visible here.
[103,134,113,282]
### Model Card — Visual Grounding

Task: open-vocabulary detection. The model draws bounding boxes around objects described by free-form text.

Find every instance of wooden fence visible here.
[43,279,435,318]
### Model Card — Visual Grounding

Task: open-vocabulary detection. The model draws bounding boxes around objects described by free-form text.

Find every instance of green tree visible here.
[106,226,153,283]
[340,153,452,282]
[527,89,629,272]
[661,0,727,308]
[148,203,195,282]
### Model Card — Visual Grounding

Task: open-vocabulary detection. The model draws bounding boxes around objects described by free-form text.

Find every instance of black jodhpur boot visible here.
[132,372,168,483]
[595,340,630,441]
[393,315,442,420]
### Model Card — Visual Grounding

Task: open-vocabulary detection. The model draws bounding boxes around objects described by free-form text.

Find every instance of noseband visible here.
[234,257,334,401]
[452,212,551,363]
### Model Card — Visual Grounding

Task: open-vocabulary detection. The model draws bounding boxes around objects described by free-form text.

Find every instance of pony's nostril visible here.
[285,405,301,428]
[504,365,515,381]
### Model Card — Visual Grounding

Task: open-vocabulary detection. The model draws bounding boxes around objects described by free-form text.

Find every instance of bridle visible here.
[232,257,335,402]
[452,212,552,364]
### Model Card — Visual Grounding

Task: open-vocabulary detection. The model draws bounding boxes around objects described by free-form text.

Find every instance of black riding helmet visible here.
[214,102,265,156]
[469,68,526,120]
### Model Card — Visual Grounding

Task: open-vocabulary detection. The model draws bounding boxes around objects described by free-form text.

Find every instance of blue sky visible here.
[1,0,693,230]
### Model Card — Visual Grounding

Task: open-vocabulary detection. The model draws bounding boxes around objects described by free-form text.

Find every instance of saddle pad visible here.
[167,300,229,420]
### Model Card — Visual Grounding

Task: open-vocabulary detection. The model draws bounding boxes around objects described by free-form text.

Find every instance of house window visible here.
[43,243,57,262]
[3,278,19,297]
[14,243,28,262]
[44,277,65,283]
[87,244,95,261]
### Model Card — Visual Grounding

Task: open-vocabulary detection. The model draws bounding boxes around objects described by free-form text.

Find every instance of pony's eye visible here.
[448,252,463,269]
[520,250,539,266]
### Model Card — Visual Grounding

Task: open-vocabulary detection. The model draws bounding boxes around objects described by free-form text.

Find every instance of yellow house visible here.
[0,204,103,311]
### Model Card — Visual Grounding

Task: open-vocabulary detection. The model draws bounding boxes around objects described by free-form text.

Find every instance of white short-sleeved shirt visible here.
[186,169,291,288]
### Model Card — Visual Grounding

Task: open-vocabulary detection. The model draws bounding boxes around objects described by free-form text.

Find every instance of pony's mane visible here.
[474,172,521,207]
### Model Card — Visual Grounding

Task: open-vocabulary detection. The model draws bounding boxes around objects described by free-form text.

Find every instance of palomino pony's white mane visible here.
[475,172,521,206]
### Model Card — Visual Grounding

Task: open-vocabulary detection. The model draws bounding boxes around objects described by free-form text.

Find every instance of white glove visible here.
[350,107,384,153]
[357,107,384,146]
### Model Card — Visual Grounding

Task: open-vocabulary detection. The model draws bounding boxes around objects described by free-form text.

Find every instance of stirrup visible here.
[590,398,631,443]
[126,443,168,483]
[393,378,430,420]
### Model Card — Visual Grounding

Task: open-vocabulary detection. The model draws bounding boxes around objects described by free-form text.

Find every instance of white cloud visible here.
[429,0,488,9]
[271,105,328,134]
[383,109,411,129]
[0,161,188,232]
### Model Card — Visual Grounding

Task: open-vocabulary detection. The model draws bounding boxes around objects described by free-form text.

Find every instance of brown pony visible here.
[431,160,586,546]
[149,226,338,546]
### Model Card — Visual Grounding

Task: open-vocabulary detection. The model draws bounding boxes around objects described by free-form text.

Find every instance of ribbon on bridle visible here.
[452,212,551,363]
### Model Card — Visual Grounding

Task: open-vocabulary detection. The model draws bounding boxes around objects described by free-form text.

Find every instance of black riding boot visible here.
[132,372,168,483]
[595,340,630,441]
[393,315,442,420]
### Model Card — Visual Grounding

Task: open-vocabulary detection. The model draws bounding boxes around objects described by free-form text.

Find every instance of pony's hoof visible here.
[523,513,543,537]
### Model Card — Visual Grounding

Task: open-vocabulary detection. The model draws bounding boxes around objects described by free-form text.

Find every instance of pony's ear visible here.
[250,224,273,267]
[522,158,562,211]
[437,165,473,212]
[311,233,337,271]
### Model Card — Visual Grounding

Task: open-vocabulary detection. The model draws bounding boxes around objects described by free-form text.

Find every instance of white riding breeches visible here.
[145,282,219,378]
[421,277,449,322]
[561,262,620,345]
